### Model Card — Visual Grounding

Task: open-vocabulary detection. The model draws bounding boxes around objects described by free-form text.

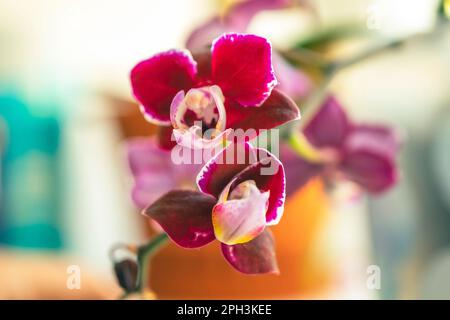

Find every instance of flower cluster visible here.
[131,33,299,150]
[127,30,401,275]
[129,33,299,274]
[144,143,284,274]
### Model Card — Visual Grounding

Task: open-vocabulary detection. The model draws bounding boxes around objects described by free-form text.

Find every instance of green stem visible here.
[292,19,449,133]
[288,131,324,163]
[135,233,169,293]
[326,39,403,75]
[304,39,405,124]
[280,47,329,69]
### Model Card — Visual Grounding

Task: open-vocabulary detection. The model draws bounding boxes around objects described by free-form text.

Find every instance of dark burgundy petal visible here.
[340,149,397,193]
[157,126,177,150]
[340,124,401,193]
[228,149,285,225]
[197,142,258,197]
[144,190,216,248]
[280,144,324,197]
[130,50,197,124]
[226,89,300,134]
[211,33,277,107]
[346,124,402,159]
[192,49,213,85]
[304,96,350,148]
[221,229,279,274]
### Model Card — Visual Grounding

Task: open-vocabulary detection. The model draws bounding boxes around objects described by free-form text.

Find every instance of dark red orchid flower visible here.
[130,33,299,149]
[282,96,402,196]
[143,142,285,274]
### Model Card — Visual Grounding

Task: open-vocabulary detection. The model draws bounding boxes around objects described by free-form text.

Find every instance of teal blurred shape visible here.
[0,92,62,249]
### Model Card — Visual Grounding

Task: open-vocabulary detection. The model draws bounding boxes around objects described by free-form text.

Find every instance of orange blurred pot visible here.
[149,179,334,299]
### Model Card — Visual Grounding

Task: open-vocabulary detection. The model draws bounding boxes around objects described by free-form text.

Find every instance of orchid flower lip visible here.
[213,178,270,245]
[169,85,229,149]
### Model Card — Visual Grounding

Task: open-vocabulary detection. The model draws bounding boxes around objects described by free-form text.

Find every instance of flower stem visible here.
[326,39,403,75]
[292,19,448,132]
[288,131,324,163]
[135,233,169,294]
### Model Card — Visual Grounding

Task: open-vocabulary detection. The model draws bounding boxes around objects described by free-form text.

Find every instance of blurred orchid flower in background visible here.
[130,33,299,149]
[186,0,293,49]
[283,96,402,196]
[186,0,313,100]
[144,142,284,274]
[127,138,202,209]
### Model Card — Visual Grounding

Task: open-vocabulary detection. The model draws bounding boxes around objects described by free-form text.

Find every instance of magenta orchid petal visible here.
[144,190,216,248]
[226,89,300,133]
[130,50,197,124]
[211,33,277,107]
[221,229,279,274]
[304,96,350,148]
[197,142,258,197]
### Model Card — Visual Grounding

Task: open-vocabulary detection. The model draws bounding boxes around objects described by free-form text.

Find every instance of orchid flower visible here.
[186,0,294,50]
[186,0,312,100]
[127,138,202,209]
[143,142,285,274]
[130,33,300,150]
[283,96,402,196]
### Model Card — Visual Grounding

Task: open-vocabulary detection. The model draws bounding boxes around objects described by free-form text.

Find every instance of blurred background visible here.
[0,0,449,299]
